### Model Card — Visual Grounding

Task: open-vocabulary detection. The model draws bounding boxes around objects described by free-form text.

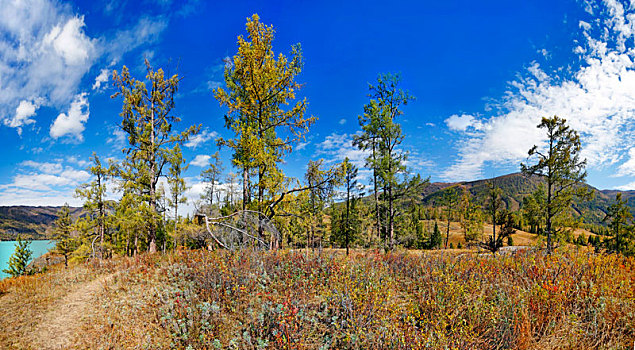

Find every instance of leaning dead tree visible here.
[201,210,281,251]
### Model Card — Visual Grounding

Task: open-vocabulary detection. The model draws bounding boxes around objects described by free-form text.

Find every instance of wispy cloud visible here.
[442,0,635,183]
[617,147,635,177]
[190,154,211,167]
[185,128,218,149]
[315,132,372,180]
[106,126,127,149]
[106,16,168,63]
[0,159,90,206]
[445,114,482,132]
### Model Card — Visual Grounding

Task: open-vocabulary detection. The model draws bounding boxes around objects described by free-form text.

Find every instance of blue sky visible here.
[1,0,635,211]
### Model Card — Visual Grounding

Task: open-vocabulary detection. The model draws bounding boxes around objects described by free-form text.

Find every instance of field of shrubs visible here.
[66,247,635,349]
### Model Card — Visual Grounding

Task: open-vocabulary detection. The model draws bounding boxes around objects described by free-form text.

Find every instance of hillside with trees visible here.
[422,173,635,228]
[0,206,83,240]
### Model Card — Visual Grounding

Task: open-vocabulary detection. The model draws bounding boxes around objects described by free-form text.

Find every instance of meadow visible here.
[1,247,633,349]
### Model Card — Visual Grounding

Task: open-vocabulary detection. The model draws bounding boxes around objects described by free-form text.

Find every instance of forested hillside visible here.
[0,206,82,240]
[421,173,635,227]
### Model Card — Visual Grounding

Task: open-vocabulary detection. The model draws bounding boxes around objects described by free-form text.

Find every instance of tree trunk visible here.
[546,135,554,254]
[372,143,380,244]
[257,165,265,239]
[445,206,451,249]
[388,183,394,250]
[174,200,178,251]
[492,212,496,247]
[148,101,157,253]
[97,174,104,259]
[546,180,552,254]
[242,165,249,244]
[346,181,351,256]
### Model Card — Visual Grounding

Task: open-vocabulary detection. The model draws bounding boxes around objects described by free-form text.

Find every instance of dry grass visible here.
[0,263,106,349]
[425,220,598,248]
[1,247,633,349]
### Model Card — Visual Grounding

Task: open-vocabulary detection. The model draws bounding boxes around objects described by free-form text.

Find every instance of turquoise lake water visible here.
[0,240,55,279]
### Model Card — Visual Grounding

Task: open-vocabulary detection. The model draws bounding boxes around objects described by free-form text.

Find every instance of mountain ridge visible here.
[421,172,635,227]
[0,206,83,240]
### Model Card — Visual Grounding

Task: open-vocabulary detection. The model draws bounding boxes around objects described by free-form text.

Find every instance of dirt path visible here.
[30,273,114,350]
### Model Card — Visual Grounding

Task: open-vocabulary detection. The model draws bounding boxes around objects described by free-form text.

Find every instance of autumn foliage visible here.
[68,248,635,349]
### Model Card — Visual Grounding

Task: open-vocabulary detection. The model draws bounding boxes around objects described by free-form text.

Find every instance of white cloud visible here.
[0,159,90,206]
[50,93,90,141]
[315,132,372,180]
[107,127,127,148]
[0,188,83,207]
[339,118,347,125]
[442,0,635,181]
[66,155,90,168]
[0,0,174,137]
[615,181,635,190]
[0,5,96,106]
[185,129,218,148]
[20,160,63,174]
[0,160,90,196]
[206,80,222,90]
[296,142,309,151]
[617,147,635,176]
[92,69,109,90]
[0,1,96,136]
[43,16,94,66]
[190,154,211,167]
[316,133,367,165]
[4,100,40,135]
[107,17,168,62]
[403,152,436,171]
[445,114,481,132]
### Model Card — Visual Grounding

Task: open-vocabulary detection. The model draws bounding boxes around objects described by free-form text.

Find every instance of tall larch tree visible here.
[304,159,335,250]
[112,60,199,253]
[486,185,503,247]
[521,116,591,254]
[215,14,314,223]
[441,186,461,249]
[355,73,414,249]
[353,101,382,243]
[604,193,634,255]
[75,153,111,259]
[167,144,188,248]
[51,204,74,267]
[200,151,223,211]
[342,158,360,255]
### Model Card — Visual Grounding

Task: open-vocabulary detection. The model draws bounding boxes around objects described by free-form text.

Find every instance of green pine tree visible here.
[112,59,200,253]
[604,193,634,256]
[51,204,74,267]
[521,116,592,254]
[428,221,443,249]
[3,236,33,278]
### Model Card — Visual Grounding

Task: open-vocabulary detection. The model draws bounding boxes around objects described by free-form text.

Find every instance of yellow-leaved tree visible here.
[214,14,318,240]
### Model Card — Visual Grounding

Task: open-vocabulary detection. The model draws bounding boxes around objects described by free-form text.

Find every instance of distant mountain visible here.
[0,206,83,240]
[421,173,635,227]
